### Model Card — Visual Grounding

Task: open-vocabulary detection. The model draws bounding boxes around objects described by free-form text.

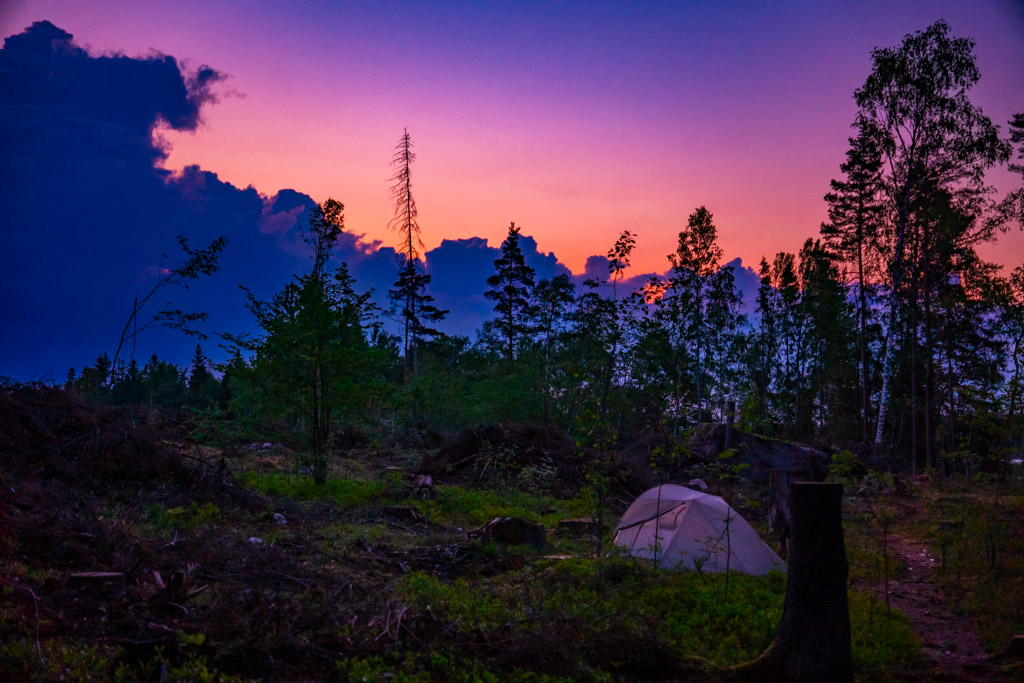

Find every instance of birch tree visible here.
[853,20,1009,446]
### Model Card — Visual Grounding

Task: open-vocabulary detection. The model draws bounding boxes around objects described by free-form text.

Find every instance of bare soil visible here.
[885,534,996,681]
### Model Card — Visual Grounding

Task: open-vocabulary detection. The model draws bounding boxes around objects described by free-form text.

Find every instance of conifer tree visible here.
[796,239,859,439]
[531,274,576,422]
[748,257,780,433]
[387,129,444,379]
[389,258,447,379]
[823,114,885,441]
[484,222,536,364]
[187,344,221,407]
[999,113,1024,227]
[228,198,377,484]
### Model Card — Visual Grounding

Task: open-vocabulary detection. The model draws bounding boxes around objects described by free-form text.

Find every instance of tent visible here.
[613,484,786,575]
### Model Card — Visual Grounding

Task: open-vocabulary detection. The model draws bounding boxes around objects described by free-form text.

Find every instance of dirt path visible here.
[883,534,996,681]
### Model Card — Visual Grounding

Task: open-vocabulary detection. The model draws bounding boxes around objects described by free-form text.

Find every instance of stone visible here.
[478,517,545,550]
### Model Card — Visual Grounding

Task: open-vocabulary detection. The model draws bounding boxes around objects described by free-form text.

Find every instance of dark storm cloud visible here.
[0,20,758,380]
[421,234,572,338]
[1,20,223,139]
[0,21,301,380]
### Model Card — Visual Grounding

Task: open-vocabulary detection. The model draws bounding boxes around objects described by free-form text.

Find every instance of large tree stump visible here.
[733,482,852,682]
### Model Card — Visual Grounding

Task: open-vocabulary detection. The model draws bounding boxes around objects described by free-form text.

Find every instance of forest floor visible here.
[885,533,991,681]
[2,387,1022,680]
[846,479,1024,683]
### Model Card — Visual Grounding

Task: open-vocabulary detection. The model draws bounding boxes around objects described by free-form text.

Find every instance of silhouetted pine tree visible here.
[484,222,536,365]
[822,114,885,441]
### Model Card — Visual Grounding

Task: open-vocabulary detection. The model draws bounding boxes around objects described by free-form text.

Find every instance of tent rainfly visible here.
[613,484,786,575]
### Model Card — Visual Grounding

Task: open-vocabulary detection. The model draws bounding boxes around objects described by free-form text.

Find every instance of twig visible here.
[273,573,311,588]
[197,572,246,585]
[101,635,173,646]
[384,521,420,534]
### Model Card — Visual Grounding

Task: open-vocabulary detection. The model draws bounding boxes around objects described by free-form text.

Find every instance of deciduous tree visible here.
[854,20,1010,446]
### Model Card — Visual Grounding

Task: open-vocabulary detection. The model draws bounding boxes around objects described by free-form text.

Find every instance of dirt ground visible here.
[846,483,1017,683]
[885,534,994,681]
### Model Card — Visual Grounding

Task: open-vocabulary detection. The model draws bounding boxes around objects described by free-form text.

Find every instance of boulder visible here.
[689,424,830,483]
[477,517,546,550]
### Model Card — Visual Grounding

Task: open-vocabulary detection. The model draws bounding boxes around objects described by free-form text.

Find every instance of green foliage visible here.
[653,206,742,428]
[388,558,914,677]
[0,638,116,681]
[145,501,220,532]
[848,590,922,676]
[240,471,397,508]
[649,439,691,480]
[828,449,861,483]
[394,558,784,667]
[417,485,590,528]
[225,198,383,484]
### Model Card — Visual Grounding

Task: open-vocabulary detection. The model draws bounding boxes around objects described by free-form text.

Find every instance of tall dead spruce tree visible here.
[387,129,445,381]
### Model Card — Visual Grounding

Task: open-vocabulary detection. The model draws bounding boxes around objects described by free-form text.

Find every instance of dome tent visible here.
[613,484,786,575]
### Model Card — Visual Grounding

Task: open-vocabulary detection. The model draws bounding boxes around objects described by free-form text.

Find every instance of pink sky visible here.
[3,0,1023,275]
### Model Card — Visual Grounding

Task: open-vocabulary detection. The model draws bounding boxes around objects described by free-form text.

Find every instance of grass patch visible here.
[849,590,922,679]
[238,471,398,508]
[388,557,916,679]
[417,485,594,528]
[144,501,220,532]
[393,557,785,676]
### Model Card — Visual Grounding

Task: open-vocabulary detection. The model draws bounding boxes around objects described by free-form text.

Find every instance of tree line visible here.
[66,21,1024,483]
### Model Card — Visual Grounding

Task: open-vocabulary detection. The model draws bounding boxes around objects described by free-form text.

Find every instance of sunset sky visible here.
[3,0,1022,273]
[1,1,1023,379]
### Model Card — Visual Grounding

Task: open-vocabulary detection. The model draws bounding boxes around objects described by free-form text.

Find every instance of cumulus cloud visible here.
[0,21,300,379]
[0,20,761,380]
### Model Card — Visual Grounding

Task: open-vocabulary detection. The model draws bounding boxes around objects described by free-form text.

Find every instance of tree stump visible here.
[733,482,852,682]
[767,469,793,555]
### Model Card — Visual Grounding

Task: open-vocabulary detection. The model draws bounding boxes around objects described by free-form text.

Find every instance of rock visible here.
[273,513,287,525]
[687,478,708,490]
[689,423,830,482]
[411,474,433,496]
[248,536,263,545]
[478,517,545,550]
